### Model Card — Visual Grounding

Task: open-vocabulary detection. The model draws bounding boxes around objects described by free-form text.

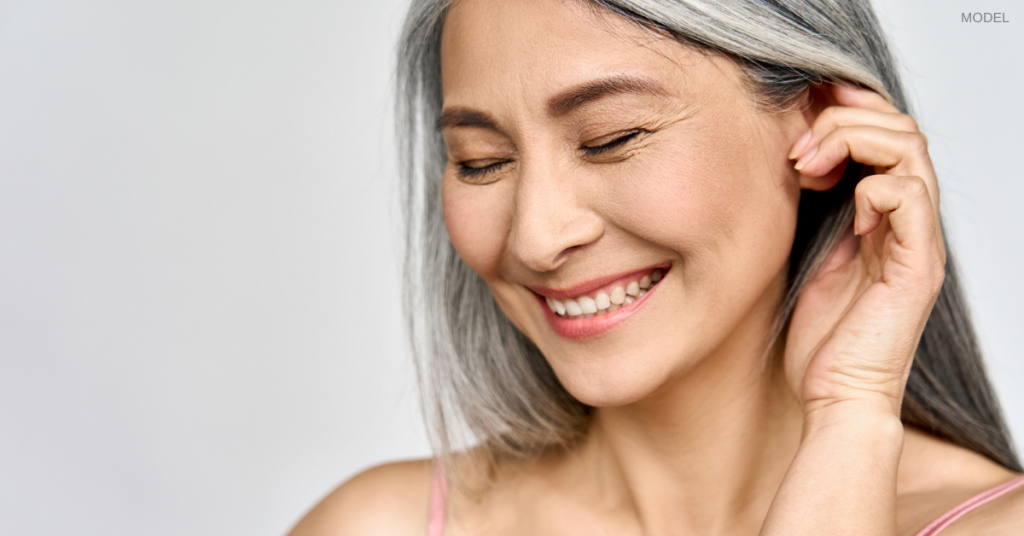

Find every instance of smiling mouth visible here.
[532,266,667,319]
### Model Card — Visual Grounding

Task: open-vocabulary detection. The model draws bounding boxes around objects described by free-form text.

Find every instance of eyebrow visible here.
[547,74,672,117]
[437,74,672,131]
[438,108,498,130]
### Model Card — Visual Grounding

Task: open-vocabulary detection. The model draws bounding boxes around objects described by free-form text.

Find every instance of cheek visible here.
[605,126,799,299]
[441,176,511,276]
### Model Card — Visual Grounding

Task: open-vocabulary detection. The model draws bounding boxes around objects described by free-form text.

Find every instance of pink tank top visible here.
[426,466,1024,536]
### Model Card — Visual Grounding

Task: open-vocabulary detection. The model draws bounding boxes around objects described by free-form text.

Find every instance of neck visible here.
[568,283,805,535]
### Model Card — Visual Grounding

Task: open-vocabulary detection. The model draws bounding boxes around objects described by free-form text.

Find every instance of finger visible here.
[854,174,947,273]
[795,126,938,214]
[789,106,919,160]
[831,83,901,115]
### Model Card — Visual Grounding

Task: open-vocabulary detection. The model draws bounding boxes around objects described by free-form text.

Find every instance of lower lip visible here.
[534,274,666,340]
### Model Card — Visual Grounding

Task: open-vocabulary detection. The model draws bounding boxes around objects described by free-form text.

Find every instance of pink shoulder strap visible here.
[427,461,448,536]
[914,475,1024,535]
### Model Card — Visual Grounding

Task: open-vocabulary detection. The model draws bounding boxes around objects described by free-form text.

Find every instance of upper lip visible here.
[524,263,670,300]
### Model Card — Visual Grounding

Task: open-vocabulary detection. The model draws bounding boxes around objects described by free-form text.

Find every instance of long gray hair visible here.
[396,0,1022,484]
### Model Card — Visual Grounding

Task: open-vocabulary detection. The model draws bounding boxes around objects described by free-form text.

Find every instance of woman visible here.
[291,0,1024,534]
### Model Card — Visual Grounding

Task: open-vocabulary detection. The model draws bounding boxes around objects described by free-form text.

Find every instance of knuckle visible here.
[853,174,874,196]
[898,114,919,132]
[855,173,884,197]
[832,124,855,140]
[901,176,929,199]
[905,131,929,153]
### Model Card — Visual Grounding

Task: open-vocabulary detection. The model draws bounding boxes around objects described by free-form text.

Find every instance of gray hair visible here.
[395,0,1022,486]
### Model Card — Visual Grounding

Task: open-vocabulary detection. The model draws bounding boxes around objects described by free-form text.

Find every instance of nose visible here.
[506,155,604,273]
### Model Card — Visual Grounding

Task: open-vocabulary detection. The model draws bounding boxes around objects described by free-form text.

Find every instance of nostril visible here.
[553,244,583,264]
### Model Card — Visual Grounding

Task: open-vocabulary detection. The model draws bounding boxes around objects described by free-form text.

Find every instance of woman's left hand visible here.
[783,84,947,424]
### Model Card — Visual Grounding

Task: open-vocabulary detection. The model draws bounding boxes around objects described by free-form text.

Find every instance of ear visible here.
[795,83,850,192]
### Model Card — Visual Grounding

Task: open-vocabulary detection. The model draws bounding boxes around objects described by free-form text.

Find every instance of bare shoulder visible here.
[898,427,1024,535]
[287,458,435,536]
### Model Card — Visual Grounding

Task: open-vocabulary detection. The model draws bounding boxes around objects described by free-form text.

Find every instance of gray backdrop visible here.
[0,1,1019,534]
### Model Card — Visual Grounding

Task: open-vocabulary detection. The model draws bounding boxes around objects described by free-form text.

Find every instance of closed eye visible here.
[582,129,645,157]
[456,159,510,180]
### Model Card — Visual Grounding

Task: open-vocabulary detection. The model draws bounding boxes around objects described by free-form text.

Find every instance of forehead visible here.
[440,0,741,112]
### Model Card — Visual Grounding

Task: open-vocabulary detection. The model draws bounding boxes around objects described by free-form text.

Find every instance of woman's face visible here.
[439,0,809,407]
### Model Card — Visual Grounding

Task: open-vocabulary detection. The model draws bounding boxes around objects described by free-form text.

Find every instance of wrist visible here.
[803,399,905,444]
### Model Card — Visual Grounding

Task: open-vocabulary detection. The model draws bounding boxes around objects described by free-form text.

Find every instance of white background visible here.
[0,1,1020,535]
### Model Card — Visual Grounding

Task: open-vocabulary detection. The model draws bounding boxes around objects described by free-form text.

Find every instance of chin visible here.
[544,343,693,409]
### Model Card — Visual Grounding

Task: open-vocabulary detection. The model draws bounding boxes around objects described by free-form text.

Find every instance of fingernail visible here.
[794,145,818,171]
[789,130,812,160]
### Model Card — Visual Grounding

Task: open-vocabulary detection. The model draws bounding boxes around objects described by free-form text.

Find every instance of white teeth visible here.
[564,299,583,317]
[552,299,566,316]
[578,296,597,314]
[549,269,667,318]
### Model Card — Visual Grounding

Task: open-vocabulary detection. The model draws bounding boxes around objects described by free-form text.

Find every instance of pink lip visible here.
[525,263,670,300]
[528,263,670,340]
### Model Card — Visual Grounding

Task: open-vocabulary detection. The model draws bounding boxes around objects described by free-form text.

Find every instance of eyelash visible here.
[455,129,645,179]
[582,129,645,156]
[457,160,509,180]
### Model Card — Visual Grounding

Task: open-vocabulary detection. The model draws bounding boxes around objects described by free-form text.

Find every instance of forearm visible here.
[760,403,905,536]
